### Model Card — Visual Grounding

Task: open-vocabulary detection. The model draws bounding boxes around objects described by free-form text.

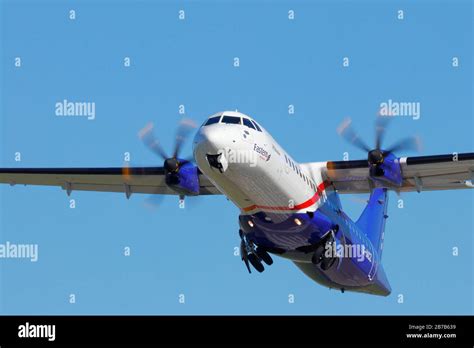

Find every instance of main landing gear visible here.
[239,230,273,273]
[311,230,337,271]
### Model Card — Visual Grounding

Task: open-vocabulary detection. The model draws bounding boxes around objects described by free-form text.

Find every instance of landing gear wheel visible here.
[256,247,273,265]
[240,241,252,273]
[311,244,325,265]
[247,253,265,273]
[320,256,336,271]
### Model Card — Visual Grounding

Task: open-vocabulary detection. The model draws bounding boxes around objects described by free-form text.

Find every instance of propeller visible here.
[122,118,197,209]
[139,118,196,168]
[143,188,165,211]
[337,116,421,168]
[138,118,197,185]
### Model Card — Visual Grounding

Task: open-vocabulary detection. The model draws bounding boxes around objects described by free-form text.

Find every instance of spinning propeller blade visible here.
[139,118,197,168]
[337,116,422,167]
[138,123,169,160]
[337,118,371,153]
[134,118,199,208]
[173,118,197,159]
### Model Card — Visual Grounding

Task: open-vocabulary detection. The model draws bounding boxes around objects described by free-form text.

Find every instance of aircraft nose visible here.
[194,126,228,155]
[193,126,234,173]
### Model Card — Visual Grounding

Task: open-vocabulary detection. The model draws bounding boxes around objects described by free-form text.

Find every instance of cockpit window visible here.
[251,120,262,132]
[204,116,221,126]
[222,116,241,125]
[242,118,256,130]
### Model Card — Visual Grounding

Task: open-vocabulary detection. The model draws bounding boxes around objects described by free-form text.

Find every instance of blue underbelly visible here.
[239,210,376,288]
[239,211,333,251]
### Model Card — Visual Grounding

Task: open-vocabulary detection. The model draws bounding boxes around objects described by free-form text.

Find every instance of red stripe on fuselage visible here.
[242,180,332,213]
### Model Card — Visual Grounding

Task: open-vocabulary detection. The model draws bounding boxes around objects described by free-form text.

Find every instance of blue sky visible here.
[0,0,472,314]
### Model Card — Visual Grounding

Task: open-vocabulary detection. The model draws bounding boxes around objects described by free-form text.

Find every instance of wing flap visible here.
[0,167,221,196]
[59,183,177,195]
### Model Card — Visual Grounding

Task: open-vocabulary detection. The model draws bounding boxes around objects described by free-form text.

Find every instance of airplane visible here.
[0,110,473,296]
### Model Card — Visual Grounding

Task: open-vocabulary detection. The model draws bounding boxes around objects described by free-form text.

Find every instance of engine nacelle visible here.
[166,160,200,196]
[369,152,403,187]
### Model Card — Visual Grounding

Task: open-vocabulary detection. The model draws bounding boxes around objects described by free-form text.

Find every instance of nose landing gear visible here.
[239,230,273,273]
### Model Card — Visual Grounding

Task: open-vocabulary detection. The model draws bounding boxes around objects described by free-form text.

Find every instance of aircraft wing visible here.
[0,167,221,196]
[319,152,474,194]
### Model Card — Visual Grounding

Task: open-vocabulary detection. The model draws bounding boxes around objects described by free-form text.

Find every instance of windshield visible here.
[203,116,221,126]
[221,116,241,125]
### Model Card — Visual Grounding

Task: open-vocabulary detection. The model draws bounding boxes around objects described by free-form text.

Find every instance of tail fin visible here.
[356,188,388,257]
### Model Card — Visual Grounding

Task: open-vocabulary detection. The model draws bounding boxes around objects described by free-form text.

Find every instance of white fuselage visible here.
[193,111,327,217]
